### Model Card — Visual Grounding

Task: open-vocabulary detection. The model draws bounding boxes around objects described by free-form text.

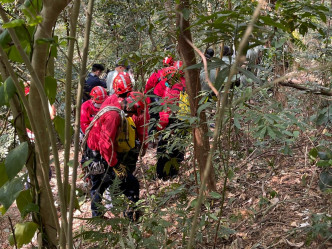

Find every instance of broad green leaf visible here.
[308,148,318,160]
[233,114,241,129]
[210,191,222,199]
[0,29,11,48]
[11,222,38,248]
[0,0,15,2]
[214,66,229,91]
[44,76,57,105]
[16,189,33,218]
[5,142,28,180]
[318,170,332,192]
[317,160,331,168]
[8,45,24,63]
[0,162,8,188]
[0,76,17,106]
[54,116,73,145]
[2,19,24,28]
[197,102,211,116]
[0,177,24,212]
[237,67,262,84]
[259,16,288,31]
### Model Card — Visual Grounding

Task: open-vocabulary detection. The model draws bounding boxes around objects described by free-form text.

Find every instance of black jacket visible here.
[83,73,107,102]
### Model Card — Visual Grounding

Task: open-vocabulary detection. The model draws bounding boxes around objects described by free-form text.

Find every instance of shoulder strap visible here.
[81,106,125,152]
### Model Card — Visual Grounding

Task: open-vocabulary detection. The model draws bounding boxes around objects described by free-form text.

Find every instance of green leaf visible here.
[182,8,190,21]
[267,127,277,140]
[5,142,28,180]
[317,160,331,168]
[54,116,72,145]
[318,151,332,160]
[0,162,9,188]
[0,177,24,212]
[11,222,38,248]
[44,76,57,105]
[8,45,23,63]
[233,114,241,129]
[2,19,25,28]
[210,191,222,199]
[318,170,332,192]
[0,29,11,48]
[197,102,211,116]
[16,189,33,218]
[0,0,15,3]
[309,148,318,160]
[0,76,17,106]
[237,67,262,84]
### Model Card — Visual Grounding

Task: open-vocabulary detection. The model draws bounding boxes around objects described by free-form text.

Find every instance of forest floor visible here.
[0,83,331,249]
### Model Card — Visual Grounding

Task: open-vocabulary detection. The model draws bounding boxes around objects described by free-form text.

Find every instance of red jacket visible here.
[158,77,186,130]
[80,99,101,134]
[87,94,150,167]
[144,69,169,100]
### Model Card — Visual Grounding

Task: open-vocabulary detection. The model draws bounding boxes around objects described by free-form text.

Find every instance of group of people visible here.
[80,56,187,220]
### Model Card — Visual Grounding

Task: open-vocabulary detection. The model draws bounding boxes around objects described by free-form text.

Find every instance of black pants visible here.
[88,149,139,217]
[148,96,161,135]
[117,147,139,174]
[156,136,184,180]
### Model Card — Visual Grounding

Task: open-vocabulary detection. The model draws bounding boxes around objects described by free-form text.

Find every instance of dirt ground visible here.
[1,138,331,248]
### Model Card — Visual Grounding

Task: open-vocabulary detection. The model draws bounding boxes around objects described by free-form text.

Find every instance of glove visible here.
[87,161,105,175]
[113,163,127,180]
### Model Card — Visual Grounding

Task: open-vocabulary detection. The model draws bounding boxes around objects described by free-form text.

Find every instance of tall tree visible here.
[176,0,216,191]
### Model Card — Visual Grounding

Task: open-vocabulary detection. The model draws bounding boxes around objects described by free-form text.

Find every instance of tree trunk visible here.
[176,0,216,191]
[28,1,71,247]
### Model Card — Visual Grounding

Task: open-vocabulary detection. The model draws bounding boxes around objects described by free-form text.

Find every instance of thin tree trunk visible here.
[176,0,216,191]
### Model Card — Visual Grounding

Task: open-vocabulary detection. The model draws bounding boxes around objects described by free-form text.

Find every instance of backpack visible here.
[81,106,136,155]
[178,88,190,119]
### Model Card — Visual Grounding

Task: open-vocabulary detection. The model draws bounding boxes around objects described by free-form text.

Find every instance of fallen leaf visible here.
[285,239,304,248]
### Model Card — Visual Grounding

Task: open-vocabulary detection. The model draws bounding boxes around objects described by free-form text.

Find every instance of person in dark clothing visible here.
[83,64,106,102]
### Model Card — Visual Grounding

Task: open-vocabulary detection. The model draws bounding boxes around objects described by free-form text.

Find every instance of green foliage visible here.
[0,162,9,188]
[9,222,39,248]
[309,146,332,192]
[0,176,24,213]
[16,189,39,218]
[5,142,28,180]
[0,77,17,107]
[54,116,73,145]
[305,213,332,245]
[45,76,57,105]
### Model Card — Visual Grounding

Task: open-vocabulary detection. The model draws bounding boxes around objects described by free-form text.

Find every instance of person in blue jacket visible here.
[83,64,106,102]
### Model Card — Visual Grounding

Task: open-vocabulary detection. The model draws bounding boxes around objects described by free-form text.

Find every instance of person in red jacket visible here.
[144,56,174,134]
[80,86,108,134]
[84,93,146,219]
[113,72,150,169]
[155,62,187,180]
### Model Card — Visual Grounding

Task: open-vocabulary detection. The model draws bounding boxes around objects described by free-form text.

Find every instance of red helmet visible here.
[163,56,174,66]
[113,72,133,95]
[90,86,108,103]
[161,66,177,79]
[124,91,145,115]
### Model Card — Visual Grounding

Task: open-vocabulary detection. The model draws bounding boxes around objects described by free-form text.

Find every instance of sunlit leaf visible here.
[10,222,38,248]
[2,19,25,28]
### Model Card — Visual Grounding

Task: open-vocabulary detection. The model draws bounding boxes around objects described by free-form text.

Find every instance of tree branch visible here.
[279,81,332,96]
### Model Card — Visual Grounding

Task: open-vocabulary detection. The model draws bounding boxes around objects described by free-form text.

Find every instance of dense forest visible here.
[0,0,331,248]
